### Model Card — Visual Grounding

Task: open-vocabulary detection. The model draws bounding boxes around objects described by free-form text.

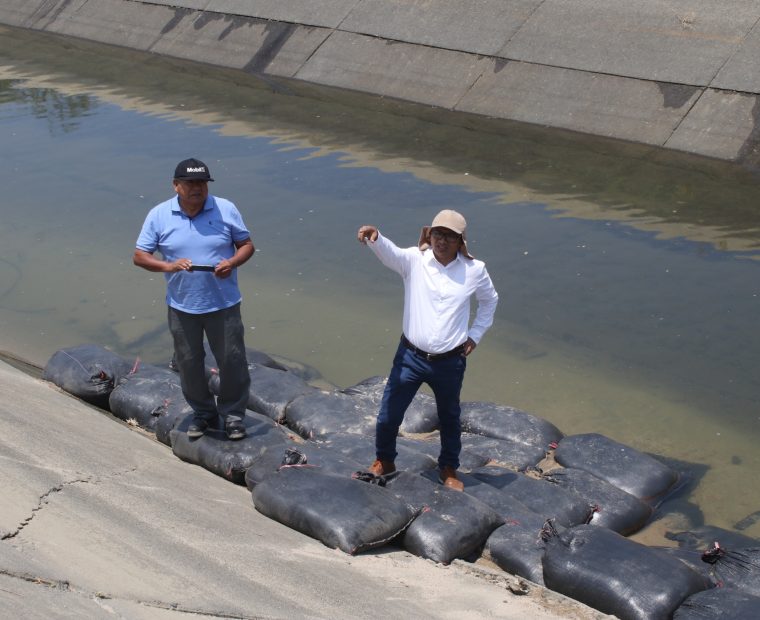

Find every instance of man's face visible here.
[429,227,462,264]
[173,179,208,210]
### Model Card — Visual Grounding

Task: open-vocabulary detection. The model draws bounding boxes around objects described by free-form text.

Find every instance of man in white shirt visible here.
[357,210,499,490]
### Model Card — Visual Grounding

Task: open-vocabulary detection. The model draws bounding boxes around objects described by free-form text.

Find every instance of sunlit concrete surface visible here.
[1,0,759,167]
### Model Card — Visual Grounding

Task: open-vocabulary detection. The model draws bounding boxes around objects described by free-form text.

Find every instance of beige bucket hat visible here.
[418,209,474,259]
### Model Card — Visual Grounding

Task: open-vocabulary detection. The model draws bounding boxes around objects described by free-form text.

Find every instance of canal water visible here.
[2,26,760,540]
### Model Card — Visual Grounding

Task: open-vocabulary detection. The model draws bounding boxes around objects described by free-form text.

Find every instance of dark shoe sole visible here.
[187,419,209,439]
[226,428,246,440]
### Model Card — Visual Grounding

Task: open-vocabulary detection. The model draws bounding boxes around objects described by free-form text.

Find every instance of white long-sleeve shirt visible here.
[368,232,499,354]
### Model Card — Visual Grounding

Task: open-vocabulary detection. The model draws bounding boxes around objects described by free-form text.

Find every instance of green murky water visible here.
[2,26,760,540]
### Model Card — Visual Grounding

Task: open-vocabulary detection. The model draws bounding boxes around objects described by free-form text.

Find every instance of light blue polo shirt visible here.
[136,195,251,314]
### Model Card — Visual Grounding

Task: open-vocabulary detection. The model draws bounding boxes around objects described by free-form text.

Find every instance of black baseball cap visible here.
[173,158,214,182]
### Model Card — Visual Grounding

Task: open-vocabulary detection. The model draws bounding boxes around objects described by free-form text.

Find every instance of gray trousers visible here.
[167,303,250,425]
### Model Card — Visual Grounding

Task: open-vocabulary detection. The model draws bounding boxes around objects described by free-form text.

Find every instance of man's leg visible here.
[206,303,250,437]
[375,341,424,467]
[168,306,217,421]
[428,354,466,474]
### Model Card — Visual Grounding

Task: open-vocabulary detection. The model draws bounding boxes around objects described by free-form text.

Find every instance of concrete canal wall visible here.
[2,1,760,167]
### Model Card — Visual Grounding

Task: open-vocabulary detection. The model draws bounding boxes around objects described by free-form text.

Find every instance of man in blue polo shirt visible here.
[134,158,254,440]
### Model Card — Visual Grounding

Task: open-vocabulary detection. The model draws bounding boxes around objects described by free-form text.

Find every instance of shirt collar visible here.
[423,247,462,269]
[171,195,213,213]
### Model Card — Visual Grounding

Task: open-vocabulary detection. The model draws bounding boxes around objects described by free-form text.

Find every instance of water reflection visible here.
[2,25,759,253]
[1,25,760,538]
[2,84,95,133]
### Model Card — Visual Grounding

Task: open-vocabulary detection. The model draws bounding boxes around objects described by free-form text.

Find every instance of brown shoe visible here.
[439,466,464,491]
[368,459,396,476]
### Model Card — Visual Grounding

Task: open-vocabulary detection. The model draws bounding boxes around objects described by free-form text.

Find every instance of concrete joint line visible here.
[335,0,364,31]
[0,567,71,590]
[297,31,329,71]
[137,600,261,619]
[453,70,486,113]
[0,567,261,619]
[663,86,708,147]
[330,27,476,57]
[501,0,550,50]
[707,14,760,90]
[1,477,92,541]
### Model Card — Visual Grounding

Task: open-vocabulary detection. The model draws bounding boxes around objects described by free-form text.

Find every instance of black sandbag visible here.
[155,406,195,446]
[245,442,364,490]
[42,344,135,409]
[109,375,184,431]
[316,432,438,474]
[383,471,504,564]
[201,341,327,384]
[460,433,547,470]
[543,524,711,620]
[251,466,417,554]
[666,526,760,551]
[485,513,560,586]
[124,360,179,382]
[460,401,563,448]
[284,390,376,439]
[470,465,593,528]
[454,472,558,584]
[674,587,760,619]
[655,546,714,582]
[171,412,293,484]
[208,362,314,423]
[401,433,491,471]
[554,433,679,502]
[700,545,760,596]
[542,467,653,535]
[341,376,439,434]
[201,342,288,372]
[108,364,189,432]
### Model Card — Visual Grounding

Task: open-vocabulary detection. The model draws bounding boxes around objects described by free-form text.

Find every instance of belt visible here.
[401,334,465,361]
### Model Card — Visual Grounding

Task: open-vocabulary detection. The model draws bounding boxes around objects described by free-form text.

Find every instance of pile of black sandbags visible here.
[42,344,760,619]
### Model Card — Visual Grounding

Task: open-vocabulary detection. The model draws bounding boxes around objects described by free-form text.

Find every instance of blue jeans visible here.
[167,303,250,425]
[376,339,466,469]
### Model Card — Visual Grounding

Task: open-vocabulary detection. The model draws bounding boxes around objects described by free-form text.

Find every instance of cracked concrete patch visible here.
[2,477,92,541]
[0,453,73,542]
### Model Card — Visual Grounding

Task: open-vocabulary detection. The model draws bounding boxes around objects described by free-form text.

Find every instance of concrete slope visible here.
[0,360,605,619]
[1,0,758,167]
